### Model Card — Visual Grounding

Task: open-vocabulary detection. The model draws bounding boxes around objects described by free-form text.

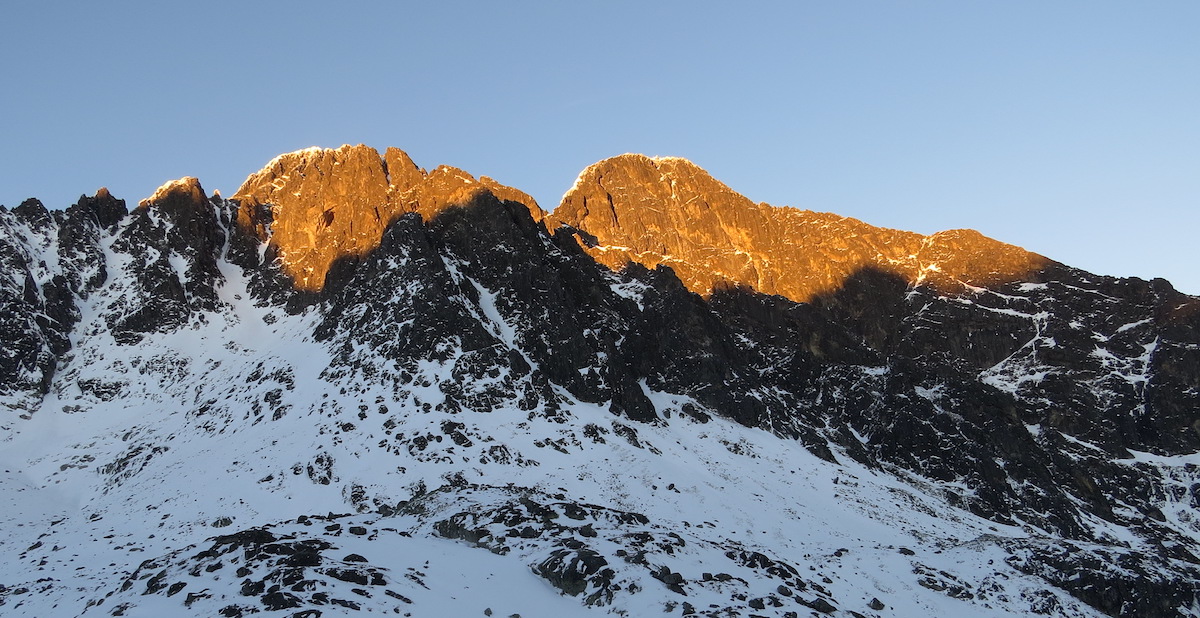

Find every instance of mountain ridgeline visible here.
[1,144,1198,617]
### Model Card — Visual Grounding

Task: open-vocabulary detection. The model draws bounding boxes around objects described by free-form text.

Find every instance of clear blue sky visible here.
[3,2,1197,294]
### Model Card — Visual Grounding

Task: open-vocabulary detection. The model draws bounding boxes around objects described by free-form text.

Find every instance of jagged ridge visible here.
[231,144,541,291]
[550,153,1051,302]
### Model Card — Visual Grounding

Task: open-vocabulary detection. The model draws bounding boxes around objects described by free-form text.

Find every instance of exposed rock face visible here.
[231,144,541,291]
[0,190,127,404]
[550,154,1050,302]
[108,177,226,342]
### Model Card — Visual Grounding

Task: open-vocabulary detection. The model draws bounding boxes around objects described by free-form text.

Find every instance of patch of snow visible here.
[1116,318,1152,333]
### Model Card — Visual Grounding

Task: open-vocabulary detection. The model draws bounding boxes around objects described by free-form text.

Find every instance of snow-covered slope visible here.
[0,292,1130,617]
[1,152,1198,617]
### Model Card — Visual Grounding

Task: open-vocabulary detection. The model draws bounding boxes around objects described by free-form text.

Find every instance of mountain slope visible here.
[0,146,1197,617]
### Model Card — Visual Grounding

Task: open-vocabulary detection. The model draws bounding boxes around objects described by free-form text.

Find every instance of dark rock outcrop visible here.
[0,189,127,402]
[106,177,225,342]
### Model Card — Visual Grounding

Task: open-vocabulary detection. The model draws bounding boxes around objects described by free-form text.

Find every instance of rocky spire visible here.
[550,154,1050,302]
[231,144,542,291]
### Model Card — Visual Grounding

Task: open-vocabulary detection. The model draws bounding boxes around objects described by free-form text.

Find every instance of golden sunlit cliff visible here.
[228,146,1048,299]
[231,145,542,291]
[548,154,1050,302]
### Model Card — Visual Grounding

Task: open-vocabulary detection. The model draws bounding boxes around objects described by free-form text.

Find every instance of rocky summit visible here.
[0,145,1197,618]
[231,145,541,292]
[550,154,1049,301]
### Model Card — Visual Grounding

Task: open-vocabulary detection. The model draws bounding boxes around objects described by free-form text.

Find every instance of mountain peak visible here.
[139,176,207,209]
[552,153,1049,302]
[231,145,542,291]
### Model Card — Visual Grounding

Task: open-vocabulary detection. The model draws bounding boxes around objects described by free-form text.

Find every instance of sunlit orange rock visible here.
[139,176,208,211]
[549,154,1049,302]
[232,146,1047,299]
[232,145,541,291]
